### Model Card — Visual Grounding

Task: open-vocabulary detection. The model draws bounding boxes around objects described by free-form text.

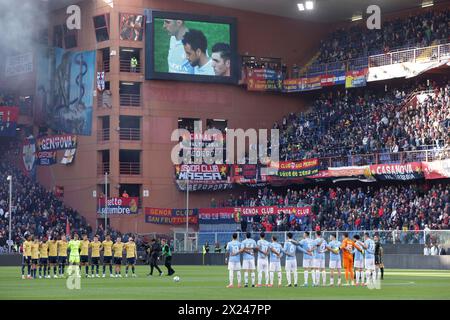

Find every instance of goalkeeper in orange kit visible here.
[340,232,361,286]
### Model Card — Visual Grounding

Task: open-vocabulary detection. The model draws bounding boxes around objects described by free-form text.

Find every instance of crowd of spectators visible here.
[274,81,449,161]
[315,9,450,64]
[215,182,450,233]
[0,140,126,253]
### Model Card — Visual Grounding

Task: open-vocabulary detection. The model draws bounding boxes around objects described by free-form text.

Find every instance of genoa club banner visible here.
[144,208,198,225]
[36,151,57,166]
[199,206,311,224]
[320,71,346,87]
[345,68,368,88]
[0,106,19,136]
[37,134,77,151]
[368,162,424,181]
[97,197,139,215]
[272,159,319,178]
[175,164,232,191]
[247,69,283,92]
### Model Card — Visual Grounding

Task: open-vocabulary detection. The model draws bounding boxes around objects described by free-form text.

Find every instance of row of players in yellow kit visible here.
[22,233,137,279]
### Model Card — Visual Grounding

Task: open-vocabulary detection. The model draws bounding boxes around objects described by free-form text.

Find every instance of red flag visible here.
[66,217,70,236]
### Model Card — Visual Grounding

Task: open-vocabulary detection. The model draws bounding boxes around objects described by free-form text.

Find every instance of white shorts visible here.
[303,258,313,268]
[269,261,281,272]
[228,261,241,271]
[257,258,269,272]
[354,259,364,269]
[329,259,342,269]
[313,258,325,269]
[285,259,297,271]
[242,259,256,270]
[364,258,375,271]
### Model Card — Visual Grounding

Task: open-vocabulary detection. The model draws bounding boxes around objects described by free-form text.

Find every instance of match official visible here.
[148,238,163,276]
[161,239,175,276]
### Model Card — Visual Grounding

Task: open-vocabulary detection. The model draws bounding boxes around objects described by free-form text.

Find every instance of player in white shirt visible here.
[312,231,327,286]
[360,232,376,286]
[182,29,215,76]
[256,232,270,287]
[353,234,365,286]
[225,233,243,288]
[162,19,193,74]
[268,236,283,287]
[241,232,257,287]
[283,232,311,287]
[297,231,315,287]
[326,233,342,286]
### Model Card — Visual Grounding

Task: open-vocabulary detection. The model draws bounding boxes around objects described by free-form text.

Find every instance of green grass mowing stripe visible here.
[1,266,449,300]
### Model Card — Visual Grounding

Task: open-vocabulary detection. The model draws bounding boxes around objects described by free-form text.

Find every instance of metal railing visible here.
[119,127,141,141]
[97,91,112,109]
[97,162,109,176]
[294,42,450,78]
[120,59,141,73]
[97,128,110,141]
[174,230,450,252]
[119,93,140,107]
[318,147,450,169]
[119,162,141,175]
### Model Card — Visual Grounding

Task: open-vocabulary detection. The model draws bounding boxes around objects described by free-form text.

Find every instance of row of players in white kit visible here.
[224,231,376,288]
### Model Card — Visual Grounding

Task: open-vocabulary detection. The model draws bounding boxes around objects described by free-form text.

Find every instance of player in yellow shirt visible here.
[124,237,137,278]
[112,237,125,277]
[38,237,49,279]
[80,234,90,278]
[48,235,59,278]
[21,234,32,279]
[31,237,40,279]
[89,235,102,278]
[102,234,114,278]
[57,233,69,277]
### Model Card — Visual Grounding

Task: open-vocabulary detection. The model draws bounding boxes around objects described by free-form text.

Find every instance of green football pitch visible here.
[0,266,449,300]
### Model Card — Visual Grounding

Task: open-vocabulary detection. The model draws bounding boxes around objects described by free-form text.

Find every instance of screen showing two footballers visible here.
[154,18,232,77]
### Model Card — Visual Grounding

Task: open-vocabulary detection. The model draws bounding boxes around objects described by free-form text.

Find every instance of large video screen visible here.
[144,10,238,84]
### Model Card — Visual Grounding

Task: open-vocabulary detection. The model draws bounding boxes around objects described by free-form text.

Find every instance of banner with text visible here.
[144,208,199,225]
[97,197,139,215]
[368,162,424,181]
[271,159,319,178]
[36,151,57,166]
[246,69,282,92]
[175,164,232,191]
[37,134,77,151]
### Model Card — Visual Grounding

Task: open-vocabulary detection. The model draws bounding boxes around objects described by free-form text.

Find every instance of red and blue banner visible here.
[36,151,57,166]
[345,68,368,88]
[0,106,19,136]
[145,208,199,225]
[320,71,346,86]
[247,69,283,91]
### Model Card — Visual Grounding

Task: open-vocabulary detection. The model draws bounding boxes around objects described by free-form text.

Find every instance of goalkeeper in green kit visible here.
[68,233,82,278]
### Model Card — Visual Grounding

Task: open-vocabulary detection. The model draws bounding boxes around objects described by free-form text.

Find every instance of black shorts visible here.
[31,259,39,265]
[103,256,112,264]
[23,256,31,265]
[58,256,67,264]
[375,255,383,265]
[39,258,48,265]
[80,255,89,264]
[114,257,122,265]
[49,256,58,264]
[91,257,100,265]
[127,258,136,265]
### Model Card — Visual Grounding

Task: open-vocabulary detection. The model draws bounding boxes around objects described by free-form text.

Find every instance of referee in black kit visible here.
[147,238,163,276]
[161,238,175,276]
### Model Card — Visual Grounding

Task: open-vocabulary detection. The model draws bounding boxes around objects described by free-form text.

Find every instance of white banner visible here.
[4,52,33,77]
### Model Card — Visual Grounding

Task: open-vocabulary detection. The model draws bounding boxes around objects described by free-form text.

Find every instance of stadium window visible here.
[53,25,63,48]
[63,24,78,49]
[206,119,227,133]
[93,14,110,42]
[178,118,200,132]
[37,28,49,45]
[119,13,144,41]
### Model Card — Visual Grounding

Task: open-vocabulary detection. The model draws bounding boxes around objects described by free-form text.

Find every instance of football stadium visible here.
[0,0,450,303]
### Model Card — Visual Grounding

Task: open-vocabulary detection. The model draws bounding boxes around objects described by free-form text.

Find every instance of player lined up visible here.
[225,231,382,288]
[21,233,137,279]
